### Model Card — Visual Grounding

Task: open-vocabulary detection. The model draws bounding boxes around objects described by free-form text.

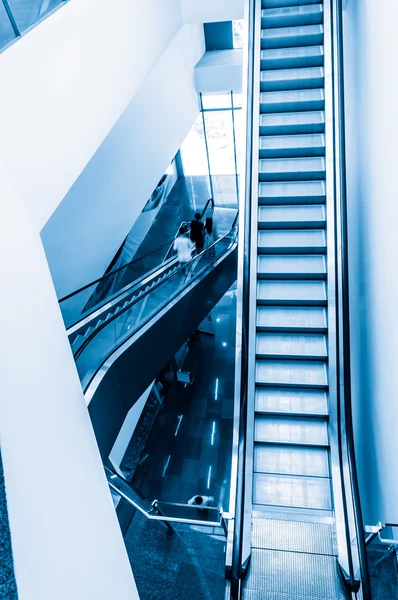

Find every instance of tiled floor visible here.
[131,285,237,513]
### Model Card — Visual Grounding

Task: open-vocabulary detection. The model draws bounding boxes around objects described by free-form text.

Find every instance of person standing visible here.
[205,215,216,257]
[173,225,194,276]
[190,212,205,253]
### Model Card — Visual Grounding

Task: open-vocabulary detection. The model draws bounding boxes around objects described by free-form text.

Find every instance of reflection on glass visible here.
[180,114,209,176]
[204,110,235,176]
[201,93,232,110]
[0,3,17,49]
[233,109,244,174]
[233,20,244,49]
[7,0,64,33]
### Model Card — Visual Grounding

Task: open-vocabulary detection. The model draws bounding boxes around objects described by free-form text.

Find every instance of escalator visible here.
[229,1,371,599]
[60,210,238,460]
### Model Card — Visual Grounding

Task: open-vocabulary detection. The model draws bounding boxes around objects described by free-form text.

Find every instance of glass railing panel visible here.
[0,2,17,48]
[6,0,64,33]
[76,234,235,389]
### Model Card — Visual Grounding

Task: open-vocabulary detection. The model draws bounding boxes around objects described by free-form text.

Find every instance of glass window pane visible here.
[205,110,238,206]
[232,93,243,108]
[0,3,17,49]
[8,0,64,33]
[233,20,244,49]
[233,109,244,175]
[201,93,232,110]
[180,114,209,177]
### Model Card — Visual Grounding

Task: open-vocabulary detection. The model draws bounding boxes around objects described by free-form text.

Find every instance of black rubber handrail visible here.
[333,0,371,597]
[74,215,238,362]
[230,0,256,598]
[59,198,215,304]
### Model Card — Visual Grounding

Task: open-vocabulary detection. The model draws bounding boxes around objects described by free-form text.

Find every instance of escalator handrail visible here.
[230,0,257,598]
[332,0,371,596]
[59,198,215,305]
[74,216,238,362]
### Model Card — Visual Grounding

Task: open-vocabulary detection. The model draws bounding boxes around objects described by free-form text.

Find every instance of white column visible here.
[0,170,139,599]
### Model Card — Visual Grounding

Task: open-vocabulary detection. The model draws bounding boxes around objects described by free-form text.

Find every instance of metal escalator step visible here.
[258,204,326,228]
[257,280,327,305]
[256,358,328,387]
[259,133,325,158]
[260,88,325,113]
[261,24,324,50]
[244,549,346,599]
[255,414,329,445]
[259,181,326,205]
[258,229,326,253]
[251,518,337,555]
[263,0,322,8]
[256,332,328,360]
[257,255,326,279]
[254,444,330,477]
[256,306,327,332]
[261,45,324,70]
[260,110,325,135]
[255,387,328,415]
[262,4,323,29]
[259,156,326,181]
[260,66,324,92]
[253,472,332,509]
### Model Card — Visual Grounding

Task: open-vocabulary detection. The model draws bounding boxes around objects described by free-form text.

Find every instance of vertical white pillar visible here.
[0,171,139,599]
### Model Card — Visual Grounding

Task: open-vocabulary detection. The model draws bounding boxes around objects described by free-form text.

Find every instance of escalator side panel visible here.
[88,247,237,460]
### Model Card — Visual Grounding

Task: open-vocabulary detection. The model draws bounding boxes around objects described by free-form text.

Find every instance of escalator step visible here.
[255,387,328,415]
[253,472,332,509]
[255,414,329,445]
[261,44,324,70]
[260,110,325,135]
[258,229,326,253]
[260,66,324,92]
[257,280,327,305]
[256,332,328,360]
[262,4,323,30]
[257,255,326,279]
[260,88,325,113]
[261,24,324,50]
[258,181,326,205]
[259,133,325,158]
[256,305,327,332]
[254,443,330,477]
[258,204,326,228]
[256,358,328,387]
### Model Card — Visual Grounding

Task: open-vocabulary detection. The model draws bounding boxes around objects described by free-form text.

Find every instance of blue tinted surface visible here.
[6,0,64,34]
[0,3,16,49]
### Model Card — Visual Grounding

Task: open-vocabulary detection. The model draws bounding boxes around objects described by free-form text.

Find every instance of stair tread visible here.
[261,24,324,50]
[260,133,325,149]
[256,331,328,360]
[257,280,327,305]
[255,387,328,415]
[254,444,330,478]
[258,204,326,227]
[256,358,328,387]
[259,157,326,181]
[260,110,325,134]
[253,472,332,510]
[256,305,327,331]
[257,255,326,278]
[258,229,326,252]
[261,45,324,70]
[259,180,326,204]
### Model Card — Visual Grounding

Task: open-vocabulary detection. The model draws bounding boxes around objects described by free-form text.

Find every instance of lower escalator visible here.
[65,218,238,460]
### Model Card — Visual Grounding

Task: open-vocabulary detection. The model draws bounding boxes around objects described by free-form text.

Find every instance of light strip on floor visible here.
[207,465,212,489]
[214,378,219,400]
[211,421,216,446]
[162,455,171,477]
[175,415,183,437]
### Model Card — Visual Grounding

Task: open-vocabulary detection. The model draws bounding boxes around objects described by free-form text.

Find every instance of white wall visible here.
[343,0,398,524]
[41,23,204,299]
[181,0,244,23]
[0,0,183,232]
[195,49,243,93]
[0,168,138,600]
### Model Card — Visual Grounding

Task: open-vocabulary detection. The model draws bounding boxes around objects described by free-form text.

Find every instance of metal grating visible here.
[252,518,337,556]
[242,549,347,600]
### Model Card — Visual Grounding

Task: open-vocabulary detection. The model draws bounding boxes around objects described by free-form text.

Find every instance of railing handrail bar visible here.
[230,0,257,597]
[59,198,215,304]
[74,217,238,361]
[333,0,371,596]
